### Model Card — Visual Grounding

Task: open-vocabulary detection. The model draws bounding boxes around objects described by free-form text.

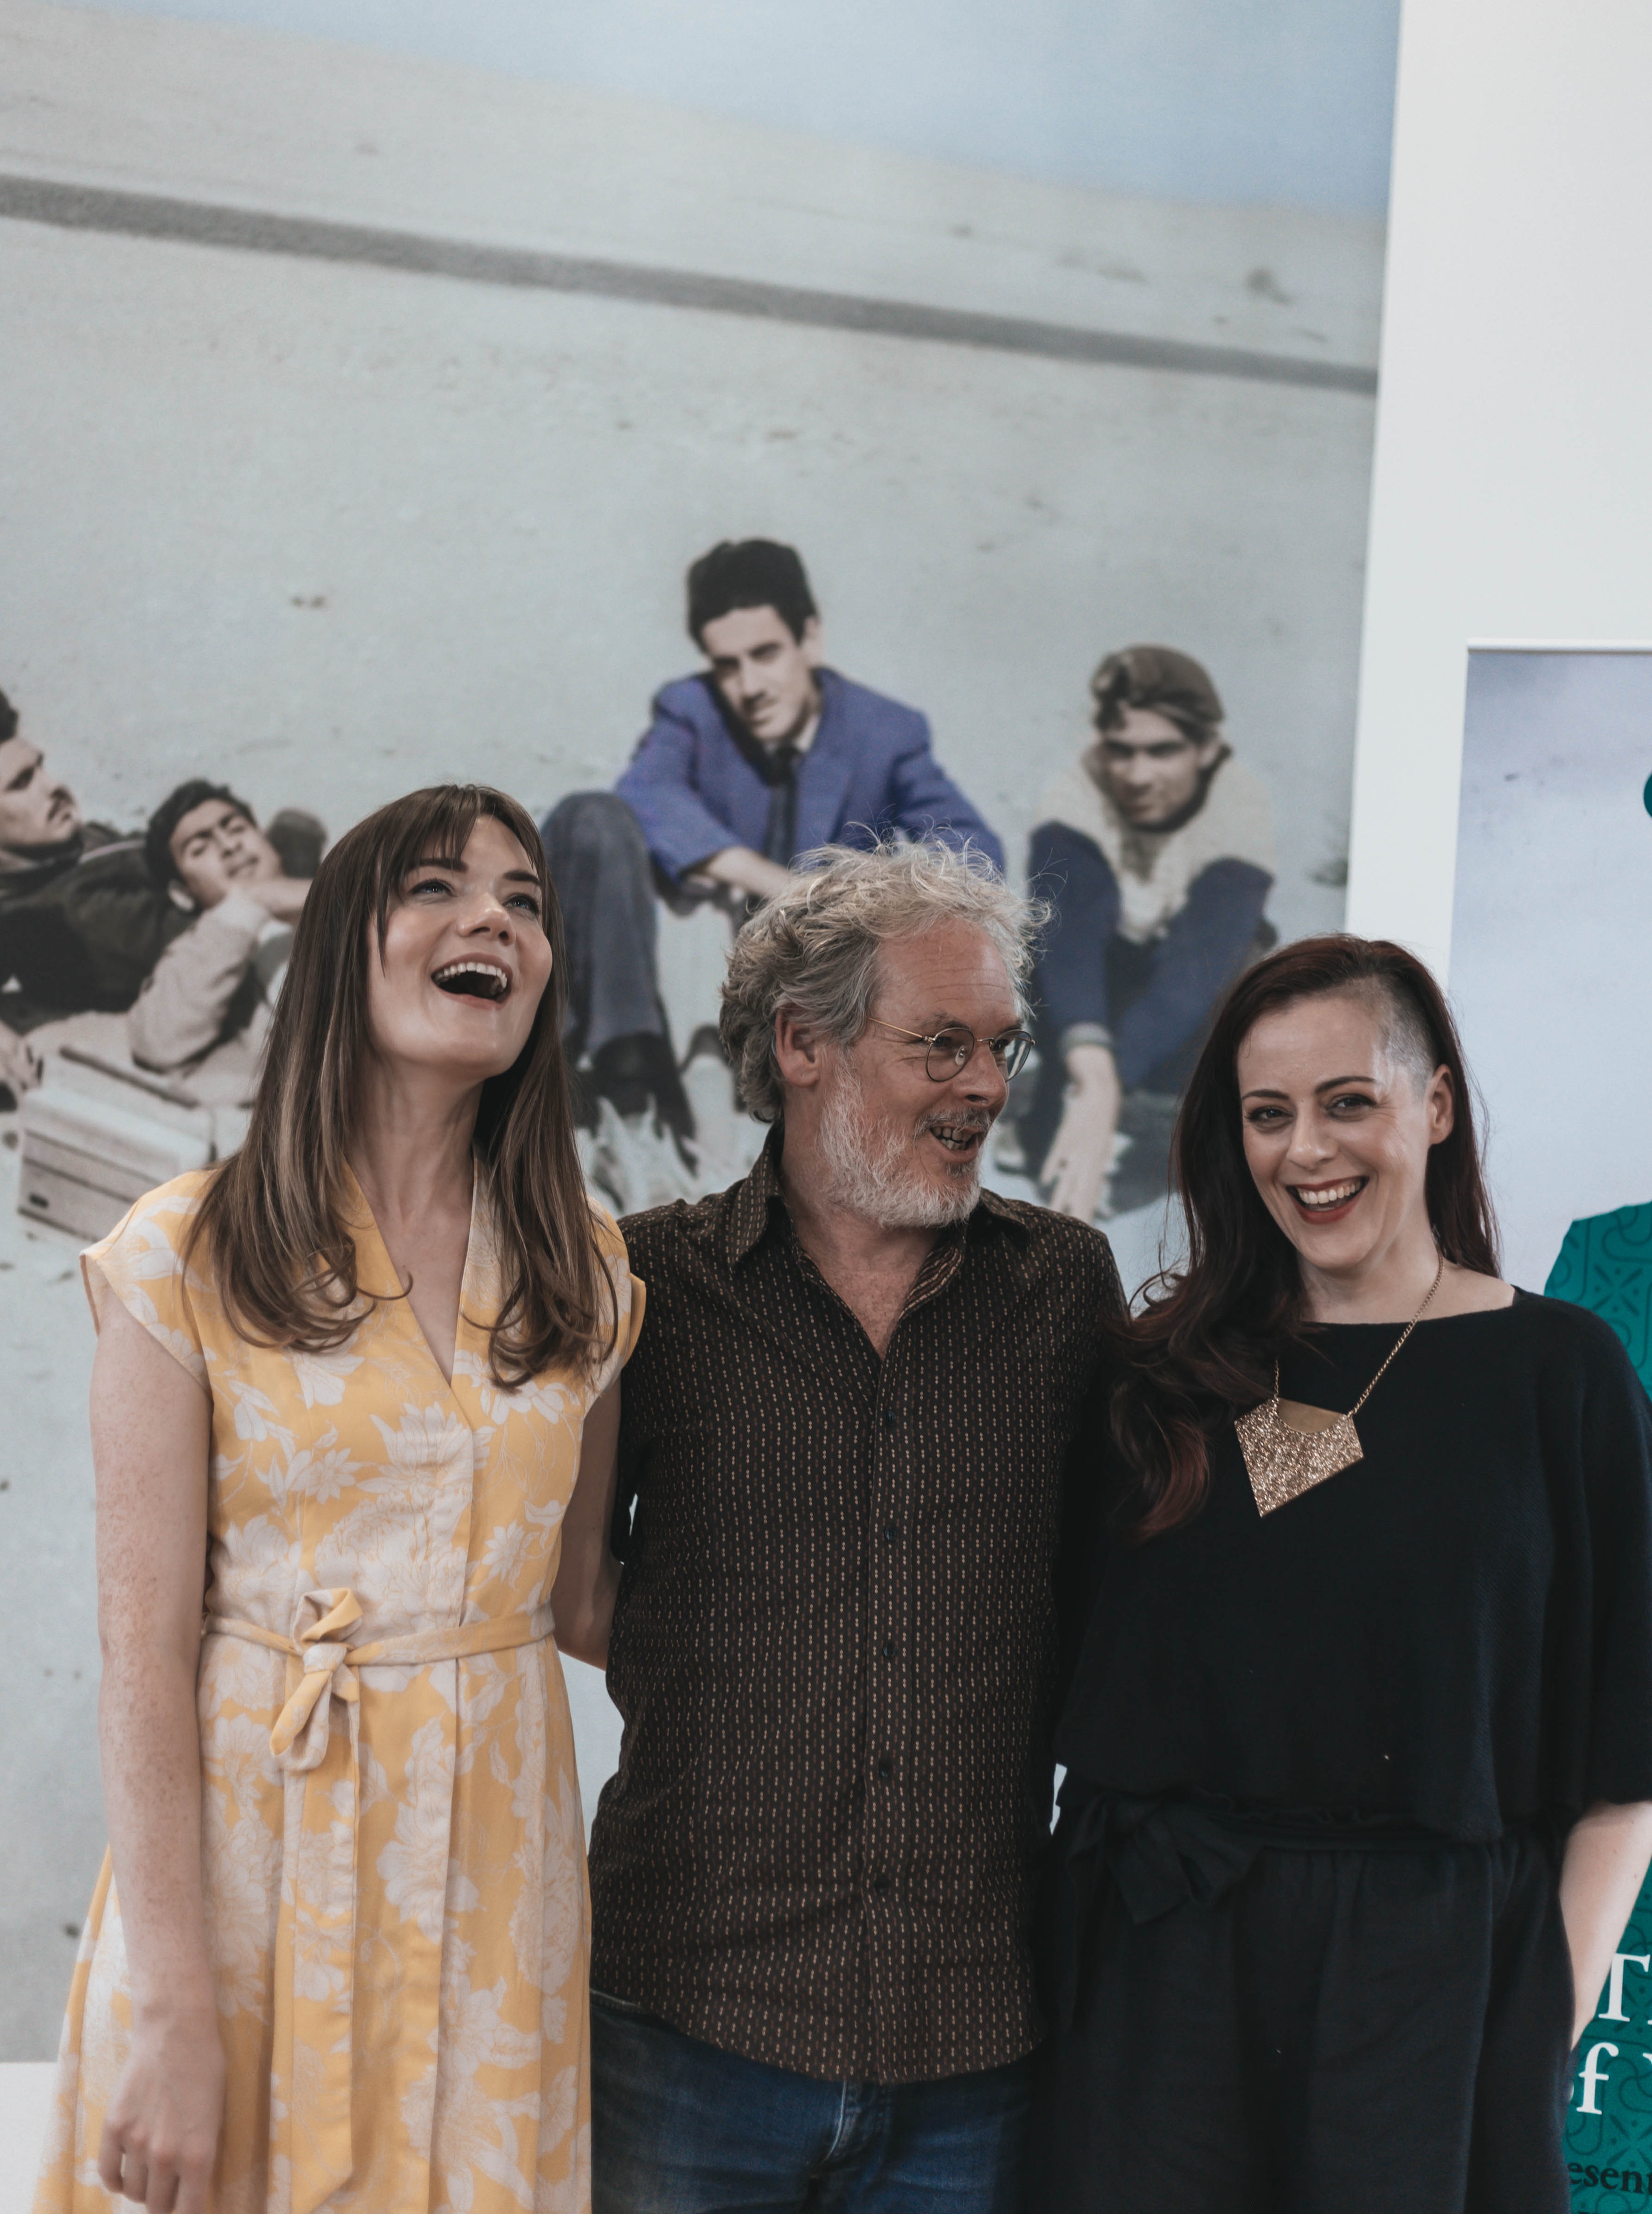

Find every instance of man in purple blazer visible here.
[542,540,1001,1158]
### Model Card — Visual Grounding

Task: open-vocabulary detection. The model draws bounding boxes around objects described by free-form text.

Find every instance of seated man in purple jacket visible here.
[541,539,1002,1159]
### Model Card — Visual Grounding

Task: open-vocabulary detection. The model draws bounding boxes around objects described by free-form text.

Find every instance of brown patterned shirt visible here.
[588,1132,1124,2083]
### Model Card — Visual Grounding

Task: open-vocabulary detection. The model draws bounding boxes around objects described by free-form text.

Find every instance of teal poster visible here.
[1549,1206,1652,2206]
[1550,1207,1652,1395]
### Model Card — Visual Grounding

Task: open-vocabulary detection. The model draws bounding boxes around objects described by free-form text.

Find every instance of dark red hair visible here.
[1114,935,1500,1539]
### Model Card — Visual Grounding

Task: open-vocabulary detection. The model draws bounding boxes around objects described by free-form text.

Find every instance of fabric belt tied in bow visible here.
[1051,1787,1461,2030]
[205,1588,556,2214]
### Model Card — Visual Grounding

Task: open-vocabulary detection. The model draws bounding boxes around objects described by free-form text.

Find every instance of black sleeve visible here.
[61,856,180,1010]
[1579,1328,1652,1806]
[1055,1368,1117,1707]
[0,856,177,1026]
[611,1221,650,1563]
[1054,1239,1129,1704]
[0,894,99,1030]
[611,1405,647,1563]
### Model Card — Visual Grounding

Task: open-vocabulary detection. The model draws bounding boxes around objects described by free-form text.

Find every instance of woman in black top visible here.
[1036,935,1652,2213]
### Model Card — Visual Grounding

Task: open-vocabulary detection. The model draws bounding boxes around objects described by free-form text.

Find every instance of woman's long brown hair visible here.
[188,783,615,1386]
[1115,935,1500,1540]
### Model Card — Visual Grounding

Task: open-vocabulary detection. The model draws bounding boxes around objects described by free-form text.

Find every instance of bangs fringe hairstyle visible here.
[188,783,615,1388]
[1116,935,1499,1541]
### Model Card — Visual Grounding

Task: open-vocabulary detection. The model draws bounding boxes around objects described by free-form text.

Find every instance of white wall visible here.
[1346,0,1652,973]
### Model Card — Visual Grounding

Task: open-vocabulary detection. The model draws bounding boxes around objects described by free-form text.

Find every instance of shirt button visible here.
[884,1521,899,1544]
[882,1407,898,1429]
[877,1756,893,1781]
[881,1638,895,1660]
[873,1876,890,1894]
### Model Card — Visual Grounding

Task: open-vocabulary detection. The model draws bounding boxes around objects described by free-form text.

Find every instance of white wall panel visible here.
[1347,0,1652,972]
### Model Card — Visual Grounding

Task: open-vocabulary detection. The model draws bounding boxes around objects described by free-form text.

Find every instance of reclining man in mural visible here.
[127,778,323,1112]
[1022,644,1275,1223]
[0,685,185,1107]
[540,538,1003,1202]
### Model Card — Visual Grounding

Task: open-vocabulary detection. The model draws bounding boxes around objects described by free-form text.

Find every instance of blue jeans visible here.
[590,1989,1031,2213]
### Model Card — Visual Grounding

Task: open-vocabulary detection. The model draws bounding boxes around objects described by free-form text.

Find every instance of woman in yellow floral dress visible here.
[35,785,642,2214]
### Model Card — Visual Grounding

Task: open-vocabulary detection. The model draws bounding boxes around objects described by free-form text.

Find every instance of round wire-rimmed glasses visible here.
[866,1018,1035,1083]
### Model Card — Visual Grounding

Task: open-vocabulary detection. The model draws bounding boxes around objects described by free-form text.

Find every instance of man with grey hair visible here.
[586,841,1125,2211]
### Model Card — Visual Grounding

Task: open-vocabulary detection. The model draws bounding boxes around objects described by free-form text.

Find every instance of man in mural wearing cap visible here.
[1023,644,1275,1223]
[541,538,1002,1194]
[0,686,184,1103]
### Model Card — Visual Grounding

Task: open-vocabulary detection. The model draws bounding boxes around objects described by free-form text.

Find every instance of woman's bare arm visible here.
[548,1377,623,1669]
[1561,1798,1652,2049]
[92,1294,225,2213]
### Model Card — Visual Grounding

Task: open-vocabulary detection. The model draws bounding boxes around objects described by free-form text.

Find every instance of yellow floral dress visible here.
[34,1166,642,2214]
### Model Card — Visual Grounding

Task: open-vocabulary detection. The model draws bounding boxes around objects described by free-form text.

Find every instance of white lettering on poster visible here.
[1577,2044,1620,2116]
[1601,1952,1652,2023]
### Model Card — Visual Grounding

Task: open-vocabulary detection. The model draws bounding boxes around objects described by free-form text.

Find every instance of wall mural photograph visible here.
[14,1,1551,2202]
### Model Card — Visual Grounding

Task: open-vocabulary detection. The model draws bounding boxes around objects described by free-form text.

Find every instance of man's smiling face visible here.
[699,605,823,749]
[814,920,1017,1228]
[1092,705,1222,828]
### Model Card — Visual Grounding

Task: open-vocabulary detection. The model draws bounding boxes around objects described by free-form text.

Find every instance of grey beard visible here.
[816,1064,983,1229]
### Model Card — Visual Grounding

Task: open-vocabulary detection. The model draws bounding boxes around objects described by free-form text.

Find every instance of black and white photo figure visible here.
[0,687,182,1102]
[1016,643,1274,1234]
[129,781,322,1119]
[543,538,1002,1205]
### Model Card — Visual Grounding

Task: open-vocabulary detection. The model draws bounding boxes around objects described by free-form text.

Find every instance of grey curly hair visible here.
[718,840,1041,1124]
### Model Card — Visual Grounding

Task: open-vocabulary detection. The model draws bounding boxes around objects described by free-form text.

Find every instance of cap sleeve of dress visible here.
[80,1171,215,1393]
[589,1201,646,1400]
[1577,1317,1652,1807]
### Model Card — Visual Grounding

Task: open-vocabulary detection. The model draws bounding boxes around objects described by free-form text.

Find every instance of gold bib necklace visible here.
[1236,1254,1444,1515]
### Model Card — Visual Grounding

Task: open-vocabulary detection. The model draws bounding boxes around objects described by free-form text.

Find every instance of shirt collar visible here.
[972,1181,1029,1233]
[724,1122,1029,1268]
[726,1125,789,1265]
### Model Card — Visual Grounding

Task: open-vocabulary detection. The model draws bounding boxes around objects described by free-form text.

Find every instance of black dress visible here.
[1034,1294,1652,2214]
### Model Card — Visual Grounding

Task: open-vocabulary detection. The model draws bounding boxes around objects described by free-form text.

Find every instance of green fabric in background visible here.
[1549,1204,1652,1384]
[1547,1204,1652,2209]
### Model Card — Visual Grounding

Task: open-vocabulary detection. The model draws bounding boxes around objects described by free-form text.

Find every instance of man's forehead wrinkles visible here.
[877,976,1018,1018]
